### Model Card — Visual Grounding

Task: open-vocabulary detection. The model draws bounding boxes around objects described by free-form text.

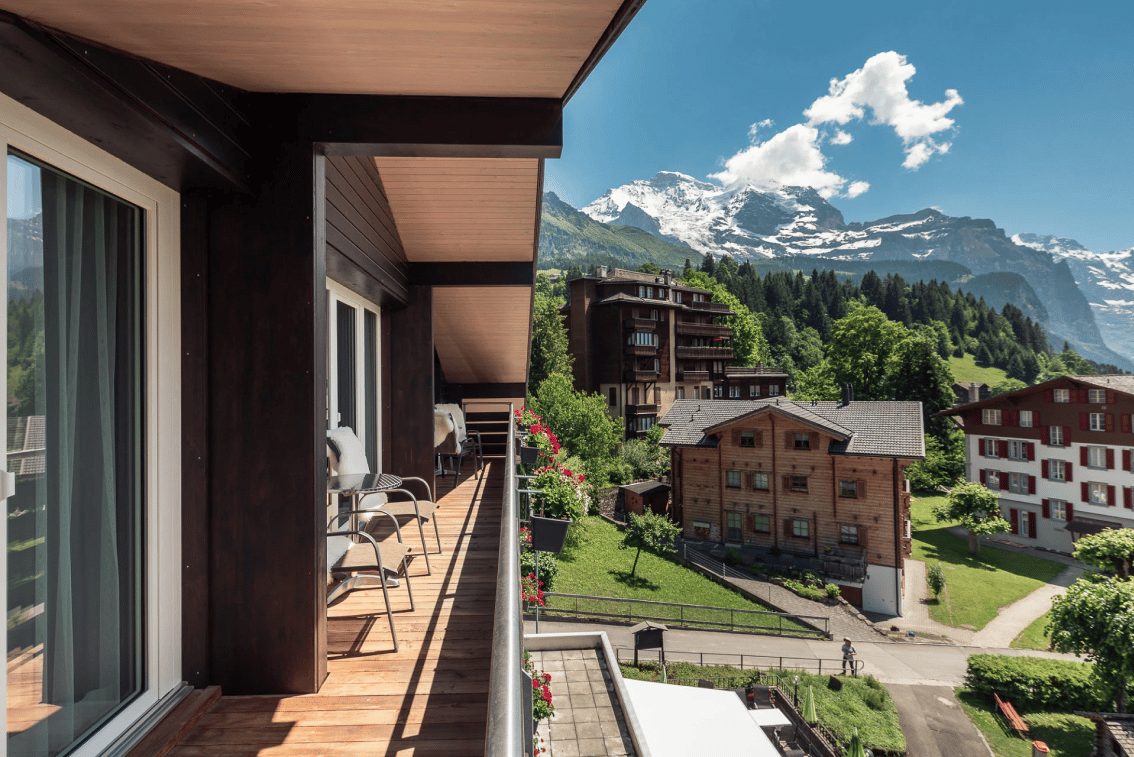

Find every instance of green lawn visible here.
[1010,609,1053,651]
[910,494,1064,630]
[955,689,1093,757]
[546,516,817,635]
[949,352,1009,386]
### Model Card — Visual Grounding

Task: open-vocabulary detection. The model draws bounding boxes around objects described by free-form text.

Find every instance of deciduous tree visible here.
[529,373,620,462]
[1074,529,1134,580]
[620,511,680,577]
[933,481,1009,555]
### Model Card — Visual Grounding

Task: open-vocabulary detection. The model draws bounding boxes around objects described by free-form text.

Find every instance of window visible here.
[714,385,723,397]
[713,361,724,374]
[790,476,809,493]
[840,525,859,545]
[728,385,740,398]
[984,439,1000,458]
[1089,389,1107,403]
[676,386,685,400]
[609,387,617,406]
[752,514,771,533]
[726,470,742,488]
[652,308,659,320]
[750,385,760,397]
[1050,425,1065,446]
[1009,472,1029,494]
[739,431,756,448]
[1019,510,1033,539]
[646,287,654,299]
[1051,500,1067,521]
[791,519,810,538]
[638,285,646,297]
[1019,410,1033,428]
[329,284,384,470]
[986,470,1001,490]
[982,409,1002,425]
[769,385,781,397]
[633,416,656,432]
[1008,440,1027,460]
[794,432,811,450]
[675,291,683,304]
[654,358,660,374]
[1088,446,1108,469]
[1048,460,1066,482]
[1054,388,1070,403]
[693,520,711,539]
[629,331,659,346]
[1090,482,1108,505]
[1090,413,1106,431]
[753,472,770,491]
[839,480,859,498]
[726,512,743,541]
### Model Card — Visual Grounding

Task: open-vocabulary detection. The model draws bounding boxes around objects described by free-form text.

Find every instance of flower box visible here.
[530,515,570,553]
[519,445,540,465]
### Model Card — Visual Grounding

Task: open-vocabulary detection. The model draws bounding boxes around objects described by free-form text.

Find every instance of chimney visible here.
[841,383,855,406]
[662,269,673,285]
[968,382,981,403]
[594,265,608,279]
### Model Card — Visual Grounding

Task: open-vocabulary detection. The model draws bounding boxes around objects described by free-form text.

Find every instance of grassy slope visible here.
[548,517,813,634]
[1010,609,1054,650]
[910,494,1064,630]
[948,352,1010,386]
[955,689,1093,757]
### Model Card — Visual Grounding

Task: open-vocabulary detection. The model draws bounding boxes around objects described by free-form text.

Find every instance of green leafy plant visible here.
[825,583,840,600]
[523,650,556,721]
[620,511,681,577]
[965,653,1123,711]
[724,549,742,566]
[531,464,589,521]
[927,561,946,600]
[933,481,1010,555]
[520,550,560,592]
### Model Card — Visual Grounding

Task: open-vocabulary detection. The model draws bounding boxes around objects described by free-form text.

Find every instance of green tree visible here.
[529,293,573,388]
[885,333,955,439]
[904,429,965,490]
[1073,529,1134,580]
[825,302,904,400]
[989,378,1028,397]
[933,481,1010,555]
[927,562,945,600]
[529,373,620,462]
[636,261,661,274]
[680,270,769,367]
[1048,573,1134,712]
[620,511,680,577]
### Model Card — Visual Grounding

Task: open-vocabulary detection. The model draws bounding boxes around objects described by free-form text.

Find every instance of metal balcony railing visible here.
[676,346,734,360]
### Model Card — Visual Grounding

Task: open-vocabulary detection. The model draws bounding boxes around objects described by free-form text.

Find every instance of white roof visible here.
[622,679,781,757]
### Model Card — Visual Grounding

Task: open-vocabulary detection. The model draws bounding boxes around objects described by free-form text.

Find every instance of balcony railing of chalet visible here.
[676,346,734,360]
[486,406,523,757]
[677,370,709,381]
[623,317,659,330]
[688,300,733,314]
[625,404,659,416]
[624,369,659,382]
[749,544,868,582]
[675,322,732,338]
[624,344,658,357]
[723,364,786,376]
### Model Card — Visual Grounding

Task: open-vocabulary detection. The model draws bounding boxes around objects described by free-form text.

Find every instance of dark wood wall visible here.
[387,286,436,487]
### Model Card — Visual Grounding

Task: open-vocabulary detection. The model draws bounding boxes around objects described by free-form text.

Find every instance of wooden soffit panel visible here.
[5,0,626,98]
[375,157,539,263]
[433,286,530,385]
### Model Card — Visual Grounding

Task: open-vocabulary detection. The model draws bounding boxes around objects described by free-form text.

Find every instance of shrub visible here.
[825,583,840,600]
[619,438,666,480]
[862,688,887,711]
[724,549,742,566]
[965,654,1121,711]
[520,550,560,591]
[927,562,946,599]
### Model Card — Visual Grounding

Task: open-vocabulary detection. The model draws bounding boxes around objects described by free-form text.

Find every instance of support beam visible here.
[388,286,437,489]
[408,262,535,288]
[266,94,562,159]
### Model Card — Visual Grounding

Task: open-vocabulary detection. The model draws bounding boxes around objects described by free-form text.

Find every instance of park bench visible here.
[993,693,1030,737]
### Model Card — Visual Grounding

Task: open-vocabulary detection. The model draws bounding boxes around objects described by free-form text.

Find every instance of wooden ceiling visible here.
[4,0,626,98]
[433,287,532,385]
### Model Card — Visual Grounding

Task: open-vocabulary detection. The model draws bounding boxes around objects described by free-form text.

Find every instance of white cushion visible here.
[327,427,370,476]
[436,404,467,441]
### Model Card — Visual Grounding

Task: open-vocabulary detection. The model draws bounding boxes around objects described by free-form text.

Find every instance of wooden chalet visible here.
[0,2,645,755]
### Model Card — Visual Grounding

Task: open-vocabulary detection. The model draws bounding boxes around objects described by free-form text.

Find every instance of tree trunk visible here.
[968,530,978,556]
[631,546,642,577]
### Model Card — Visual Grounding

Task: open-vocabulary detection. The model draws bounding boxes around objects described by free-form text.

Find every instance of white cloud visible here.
[710,124,848,198]
[804,51,962,171]
[846,181,870,198]
[830,129,853,145]
[747,118,775,140]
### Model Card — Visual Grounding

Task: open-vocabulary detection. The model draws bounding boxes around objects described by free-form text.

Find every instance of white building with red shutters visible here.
[939,376,1134,552]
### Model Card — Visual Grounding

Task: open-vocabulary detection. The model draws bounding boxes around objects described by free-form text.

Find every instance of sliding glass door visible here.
[327,283,381,472]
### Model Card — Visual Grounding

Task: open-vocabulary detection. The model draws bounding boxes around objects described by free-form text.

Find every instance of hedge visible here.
[965,654,1122,711]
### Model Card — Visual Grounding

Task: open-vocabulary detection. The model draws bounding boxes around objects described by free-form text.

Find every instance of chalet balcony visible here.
[626,403,659,416]
[623,317,659,330]
[625,344,658,357]
[624,369,659,382]
[676,346,734,360]
[675,321,732,338]
[688,300,733,314]
[677,369,710,381]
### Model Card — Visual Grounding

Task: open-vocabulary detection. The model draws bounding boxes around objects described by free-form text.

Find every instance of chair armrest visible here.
[394,476,435,502]
[328,509,404,541]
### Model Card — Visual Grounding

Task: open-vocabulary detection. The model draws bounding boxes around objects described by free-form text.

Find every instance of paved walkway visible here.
[970,564,1083,647]
[889,684,993,757]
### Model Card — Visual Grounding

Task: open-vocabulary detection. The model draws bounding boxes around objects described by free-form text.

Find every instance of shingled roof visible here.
[1080,713,1134,756]
[938,374,1134,416]
[659,398,925,459]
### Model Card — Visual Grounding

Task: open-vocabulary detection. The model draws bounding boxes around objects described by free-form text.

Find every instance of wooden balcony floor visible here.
[170,459,503,756]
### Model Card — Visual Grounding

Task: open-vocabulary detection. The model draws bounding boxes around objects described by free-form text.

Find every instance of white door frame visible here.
[326,280,382,468]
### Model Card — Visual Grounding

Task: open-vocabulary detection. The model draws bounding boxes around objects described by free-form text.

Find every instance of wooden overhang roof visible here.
[0,0,646,394]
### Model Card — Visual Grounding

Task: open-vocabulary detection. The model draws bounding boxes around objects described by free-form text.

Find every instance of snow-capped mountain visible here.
[575,172,1131,368]
[1013,233,1134,361]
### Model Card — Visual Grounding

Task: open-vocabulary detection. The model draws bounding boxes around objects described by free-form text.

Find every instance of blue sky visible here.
[545,0,1133,253]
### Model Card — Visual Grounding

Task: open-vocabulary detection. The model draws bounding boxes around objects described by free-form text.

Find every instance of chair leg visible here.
[401,557,415,611]
[378,570,399,652]
[415,517,432,575]
[432,517,442,554]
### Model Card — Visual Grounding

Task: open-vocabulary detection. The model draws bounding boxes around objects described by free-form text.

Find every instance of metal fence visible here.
[540,592,829,637]
[613,646,863,677]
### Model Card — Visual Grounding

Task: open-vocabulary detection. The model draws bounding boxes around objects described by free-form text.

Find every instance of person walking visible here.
[841,637,857,675]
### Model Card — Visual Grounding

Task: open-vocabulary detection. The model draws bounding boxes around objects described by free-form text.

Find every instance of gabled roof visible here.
[659,398,925,459]
[592,292,685,309]
[937,374,1134,417]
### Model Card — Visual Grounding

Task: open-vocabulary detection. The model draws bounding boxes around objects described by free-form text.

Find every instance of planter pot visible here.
[519,445,540,465]
[530,515,571,553]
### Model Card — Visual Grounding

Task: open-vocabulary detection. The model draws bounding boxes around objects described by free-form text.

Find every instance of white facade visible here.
[863,564,902,615]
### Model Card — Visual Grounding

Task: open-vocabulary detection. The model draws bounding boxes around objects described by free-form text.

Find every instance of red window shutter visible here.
[1066,463,1074,482]
[1042,499,1051,519]
[1107,448,1115,470]
[1006,411,1016,427]
[1109,390,1118,405]
[1028,514,1037,539]
[1126,488,1133,510]
[1109,485,1117,507]
[1125,450,1132,472]
[1033,411,1040,426]
[1040,425,1050,445]
[1107,414,1116,432]
[1041,460,1050,478]
[1044,389,1054,403]
[978,437,986,456]
[999,472,1010,490]
[979,469,987,484]
[1066,503,1074,521]
[1124,415,1132,434]
[1009,508,1019,534]
[1079,389,1090,404]
[1027,443,1035,461]
[1081,447,1090,467]
[1080,413,1090,431]
[999,440,1008,458]
[1081,482,1090,503]
[1028,476,1036,495]
[1064,426,1073,444]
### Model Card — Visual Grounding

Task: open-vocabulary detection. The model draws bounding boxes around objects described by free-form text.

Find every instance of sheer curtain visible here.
[7,153,142,757]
